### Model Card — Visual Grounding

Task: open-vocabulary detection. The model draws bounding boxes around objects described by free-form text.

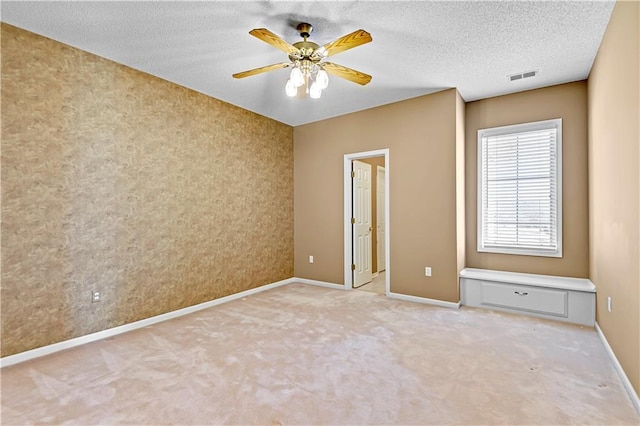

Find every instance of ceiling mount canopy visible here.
[296,22,313,39]
[233,22,372,99]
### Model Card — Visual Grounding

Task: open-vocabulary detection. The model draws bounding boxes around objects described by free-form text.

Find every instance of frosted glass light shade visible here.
[290,67,304,87]
[285,79,297,97]
[309,82,322,99]
[316,70,329,89]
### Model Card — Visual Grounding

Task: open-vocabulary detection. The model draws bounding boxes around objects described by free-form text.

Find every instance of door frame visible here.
[343,149,390,294]
[376,165,386,272]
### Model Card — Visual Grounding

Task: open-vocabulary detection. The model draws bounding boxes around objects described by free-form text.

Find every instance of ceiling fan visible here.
[232,23,372,99]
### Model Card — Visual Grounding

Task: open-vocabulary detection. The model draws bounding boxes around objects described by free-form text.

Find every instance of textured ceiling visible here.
[1,1,614,126]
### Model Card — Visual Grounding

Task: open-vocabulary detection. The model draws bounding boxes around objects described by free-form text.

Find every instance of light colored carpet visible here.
[1,283,638,425]
[357,272,386,295]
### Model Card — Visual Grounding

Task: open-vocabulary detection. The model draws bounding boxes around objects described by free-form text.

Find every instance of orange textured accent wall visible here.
[1,24,294,357]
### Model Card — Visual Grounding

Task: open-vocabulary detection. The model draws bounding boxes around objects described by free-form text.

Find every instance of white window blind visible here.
[478,119,562,257]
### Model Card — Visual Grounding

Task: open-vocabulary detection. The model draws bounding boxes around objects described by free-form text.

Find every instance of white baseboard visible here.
[387,292,461,309]
[294,277,345,290]
[595,322,640,415]
[1,279,463,368]
[0,277,295,368]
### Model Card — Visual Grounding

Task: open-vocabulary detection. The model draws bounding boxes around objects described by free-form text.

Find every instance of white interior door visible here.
[352,160,373,287]
[377,166,386,271]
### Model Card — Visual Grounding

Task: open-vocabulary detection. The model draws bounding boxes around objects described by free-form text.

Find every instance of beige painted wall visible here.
[465,82,589,278]
[359,156,385,274]
[588,1,639,394]
[1,24,294,357]
[456,92,466,278]
[295,89,464,302]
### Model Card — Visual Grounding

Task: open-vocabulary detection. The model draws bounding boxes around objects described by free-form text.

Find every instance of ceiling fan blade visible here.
[313,29,372,59]
[249,28,300,56]
[232,62,291,79]
[323,62,372,86]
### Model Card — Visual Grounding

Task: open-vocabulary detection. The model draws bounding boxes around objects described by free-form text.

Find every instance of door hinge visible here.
[351,217,355,224]
[351,264,356,271]
[351,171,355,178]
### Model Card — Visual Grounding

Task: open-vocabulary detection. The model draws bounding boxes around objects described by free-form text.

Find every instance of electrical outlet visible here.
[607,296,612,313]
[425,267,432,277]
[92,291,102,303]
[309,255,314,264]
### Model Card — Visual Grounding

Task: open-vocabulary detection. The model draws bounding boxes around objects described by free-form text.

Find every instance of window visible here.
[477,119,562,257]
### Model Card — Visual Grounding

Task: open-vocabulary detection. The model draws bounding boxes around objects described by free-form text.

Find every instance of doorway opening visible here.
[343,149,389,295]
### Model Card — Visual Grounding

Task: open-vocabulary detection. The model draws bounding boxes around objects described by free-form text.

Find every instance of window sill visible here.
[478,246,562,258]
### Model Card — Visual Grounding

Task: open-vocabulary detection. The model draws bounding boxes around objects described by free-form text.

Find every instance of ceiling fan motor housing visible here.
[290,41,321,62]
[290,23,322,62]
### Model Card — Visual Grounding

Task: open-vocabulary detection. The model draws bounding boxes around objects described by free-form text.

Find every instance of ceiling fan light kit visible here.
[233,22,372,100]
[286,60,329,99]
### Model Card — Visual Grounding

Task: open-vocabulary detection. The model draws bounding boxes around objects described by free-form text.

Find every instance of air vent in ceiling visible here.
[509,70,538,82]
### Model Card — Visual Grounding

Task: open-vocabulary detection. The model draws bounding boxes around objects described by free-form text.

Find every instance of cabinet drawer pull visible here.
[514,291,529,296]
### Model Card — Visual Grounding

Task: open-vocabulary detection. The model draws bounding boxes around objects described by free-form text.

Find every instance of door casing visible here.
[377,165,386,272]
[343,149,390,293]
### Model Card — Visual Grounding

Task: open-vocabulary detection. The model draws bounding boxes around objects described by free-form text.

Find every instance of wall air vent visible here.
[509,70,538,82]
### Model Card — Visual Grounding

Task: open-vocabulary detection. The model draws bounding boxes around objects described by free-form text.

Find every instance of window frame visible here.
[477,118,563,258]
